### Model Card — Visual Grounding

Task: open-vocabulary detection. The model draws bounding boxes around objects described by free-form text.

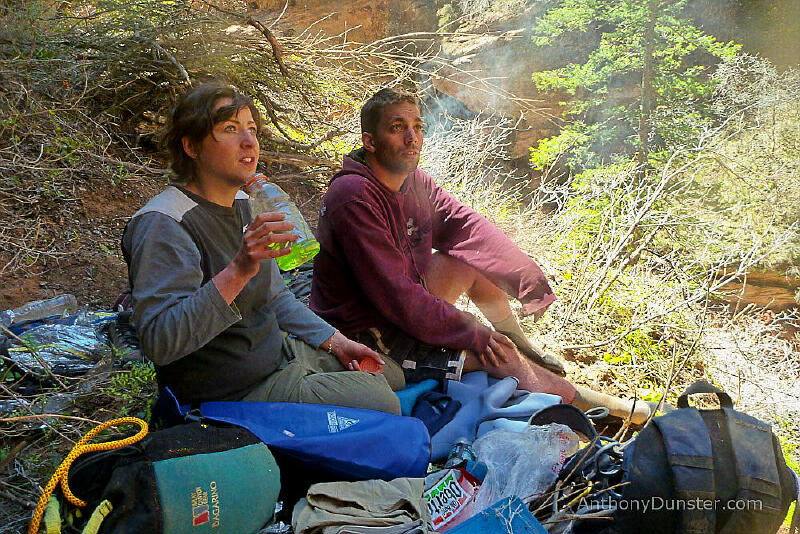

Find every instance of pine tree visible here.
[529,0,740,174]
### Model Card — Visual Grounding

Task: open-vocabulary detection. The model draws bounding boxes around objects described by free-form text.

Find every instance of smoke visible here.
[419,87,525,190]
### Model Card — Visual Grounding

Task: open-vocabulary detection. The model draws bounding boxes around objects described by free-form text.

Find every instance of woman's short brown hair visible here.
[162,82,261,181]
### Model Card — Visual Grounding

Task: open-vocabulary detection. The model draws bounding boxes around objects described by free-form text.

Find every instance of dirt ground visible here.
[0,168,325,313]
[0,175,160,311]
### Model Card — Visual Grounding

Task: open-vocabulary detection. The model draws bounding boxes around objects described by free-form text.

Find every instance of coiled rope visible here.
[28,417,148,534]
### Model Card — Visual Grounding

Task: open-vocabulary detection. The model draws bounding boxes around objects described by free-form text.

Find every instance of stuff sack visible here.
[50,421,280,534]
[574,380,798,534]
[164,390,431,481]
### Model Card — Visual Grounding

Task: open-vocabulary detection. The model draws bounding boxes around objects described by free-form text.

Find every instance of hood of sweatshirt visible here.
[331,147,370,183]
[332,148,414,193]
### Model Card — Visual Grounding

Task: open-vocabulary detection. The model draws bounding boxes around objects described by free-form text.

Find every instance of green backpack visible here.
[32,419,280,534]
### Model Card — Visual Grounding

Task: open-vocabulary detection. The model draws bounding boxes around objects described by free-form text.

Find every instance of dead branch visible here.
[259,150,337,168]
[247,16,289,77]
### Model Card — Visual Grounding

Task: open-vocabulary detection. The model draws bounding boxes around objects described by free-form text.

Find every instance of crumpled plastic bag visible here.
[472,424,579,512]
[8,323,110,377]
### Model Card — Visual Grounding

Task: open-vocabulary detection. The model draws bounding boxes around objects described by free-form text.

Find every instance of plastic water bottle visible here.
[444,439,479,469]
[245,174,320,271]
[0,294,78,327]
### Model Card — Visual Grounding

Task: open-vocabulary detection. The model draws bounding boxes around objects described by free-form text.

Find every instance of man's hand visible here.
[324,331,386,373]
[213,212,297,304]
[476,331,518,369]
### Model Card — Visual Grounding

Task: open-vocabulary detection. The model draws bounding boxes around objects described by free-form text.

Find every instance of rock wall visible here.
[429,2,572,159]
[251,0,437,44]
[250,0,561,164]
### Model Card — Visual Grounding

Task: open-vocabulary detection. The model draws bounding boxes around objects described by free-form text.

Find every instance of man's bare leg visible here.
[423,251,513,321]
[424,252,652,425]
[424,252,566,374]
[461,342,576,400]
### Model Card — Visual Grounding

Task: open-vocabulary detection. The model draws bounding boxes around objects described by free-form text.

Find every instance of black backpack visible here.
[35,421,281,534]
[572,381,798,534]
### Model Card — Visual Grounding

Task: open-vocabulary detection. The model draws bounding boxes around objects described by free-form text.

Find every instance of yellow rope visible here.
[566,480,594,509]
[28,417,148,534]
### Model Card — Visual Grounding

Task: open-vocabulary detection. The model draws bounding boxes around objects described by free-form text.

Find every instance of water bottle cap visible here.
[359,357,382,373]
[245,173,267,190]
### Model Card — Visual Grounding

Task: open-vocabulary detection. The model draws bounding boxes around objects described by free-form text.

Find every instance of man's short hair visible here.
[360,87,420,134]
[162,82,261,181]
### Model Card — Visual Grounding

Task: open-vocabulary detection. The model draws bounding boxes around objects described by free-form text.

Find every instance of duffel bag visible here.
[161,388,431,481]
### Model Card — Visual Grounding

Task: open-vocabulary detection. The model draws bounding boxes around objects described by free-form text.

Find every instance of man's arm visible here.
[328,199,491,353]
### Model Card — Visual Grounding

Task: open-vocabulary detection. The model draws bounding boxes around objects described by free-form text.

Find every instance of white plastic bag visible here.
[472,424,579,511]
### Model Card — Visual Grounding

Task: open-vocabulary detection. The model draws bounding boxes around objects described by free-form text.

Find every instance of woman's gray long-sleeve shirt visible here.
[121,186,335,404]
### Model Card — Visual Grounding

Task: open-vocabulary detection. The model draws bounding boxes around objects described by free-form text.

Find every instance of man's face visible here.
[364,102,424,179]
[188,97,259,187]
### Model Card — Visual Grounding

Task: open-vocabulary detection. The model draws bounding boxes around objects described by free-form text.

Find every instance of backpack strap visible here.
[718,408,784,533]
[677,380,733,409]
[653,408,716,534]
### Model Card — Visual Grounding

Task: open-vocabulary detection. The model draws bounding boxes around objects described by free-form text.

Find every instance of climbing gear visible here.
[29,417,148,534]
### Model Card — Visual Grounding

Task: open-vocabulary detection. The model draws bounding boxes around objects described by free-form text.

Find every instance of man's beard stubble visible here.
[377,144,420,177]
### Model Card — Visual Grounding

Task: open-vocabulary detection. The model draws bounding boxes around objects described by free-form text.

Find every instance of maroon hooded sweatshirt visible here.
[310,149,556,354]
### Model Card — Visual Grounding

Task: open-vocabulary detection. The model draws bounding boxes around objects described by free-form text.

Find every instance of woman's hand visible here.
[231,212,297,279]
[323,331,386,373]
[213,212,297,304]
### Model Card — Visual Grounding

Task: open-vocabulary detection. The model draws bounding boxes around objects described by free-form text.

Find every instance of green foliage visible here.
[437,4,457,28]
[104,362,156,419]
[530,0,741,172]
[604,328,665,365]
[779,435,799,526]
[666,59,800,266]
[529,122,592,171]
[547,161,639,260]
[106,362,156,396]
[99,243,116,256]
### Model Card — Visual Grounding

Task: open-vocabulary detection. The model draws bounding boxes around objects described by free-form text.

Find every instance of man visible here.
[311,87,653,424]
[122,82,399,413]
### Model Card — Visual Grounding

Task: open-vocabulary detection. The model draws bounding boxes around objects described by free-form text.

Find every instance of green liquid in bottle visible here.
[273,238,320,271]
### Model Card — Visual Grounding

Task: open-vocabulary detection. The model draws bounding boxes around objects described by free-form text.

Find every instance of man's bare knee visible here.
[425,252,479,303]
